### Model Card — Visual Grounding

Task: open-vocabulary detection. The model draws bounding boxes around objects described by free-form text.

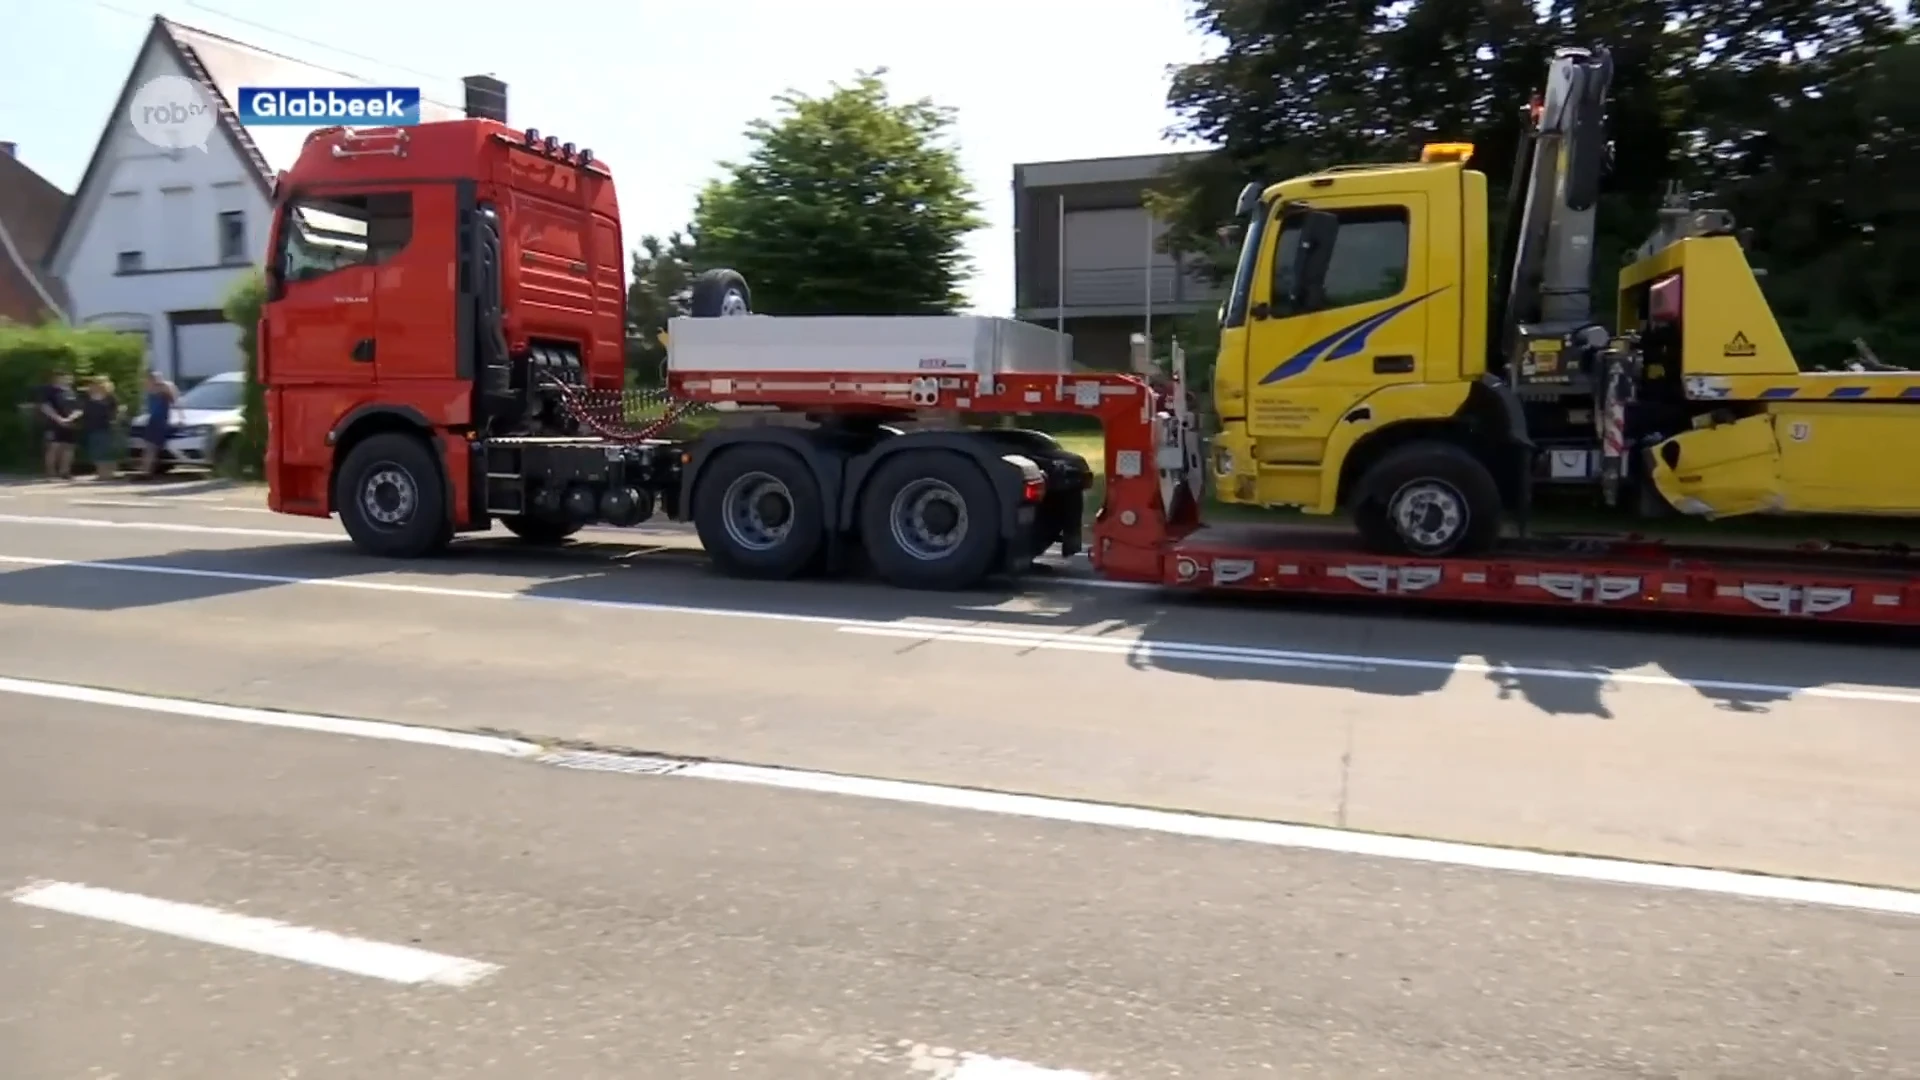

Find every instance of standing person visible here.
[136,369,177,481]
[37,370,80,480]
[80,376,122,481]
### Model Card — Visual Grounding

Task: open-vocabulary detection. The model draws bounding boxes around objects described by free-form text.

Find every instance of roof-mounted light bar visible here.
[1420,142,1475,164]
[518,127,594,168]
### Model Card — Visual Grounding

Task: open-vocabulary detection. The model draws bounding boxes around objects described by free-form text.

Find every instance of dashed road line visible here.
[10,879,501,987]
[2,676,1916,916]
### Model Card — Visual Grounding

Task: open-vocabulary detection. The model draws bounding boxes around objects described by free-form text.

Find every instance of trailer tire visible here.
[334,432,450,559]
[1352,440,1502,558]
[689,269,752,318]
[502,515,582,545]
[859,449,1002,590]
[692,444,825,580]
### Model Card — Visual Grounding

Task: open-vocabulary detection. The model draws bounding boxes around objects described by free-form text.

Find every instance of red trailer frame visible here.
[668,365,1920,626]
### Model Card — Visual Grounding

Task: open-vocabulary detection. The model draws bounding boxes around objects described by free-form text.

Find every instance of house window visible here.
[218,210,248,264]
[116,251,144,274]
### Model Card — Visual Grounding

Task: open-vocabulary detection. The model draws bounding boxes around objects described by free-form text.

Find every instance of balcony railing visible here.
[1025,266,1225,310]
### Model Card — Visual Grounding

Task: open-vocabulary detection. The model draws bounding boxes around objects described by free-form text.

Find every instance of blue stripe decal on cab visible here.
[1826,386,1869,398]
[1902,386,1920,399]
[1258,287,1448,385]
[1759,387,1798,399]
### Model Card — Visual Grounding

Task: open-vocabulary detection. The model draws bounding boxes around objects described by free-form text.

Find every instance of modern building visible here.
[42,16,470,383]
[1010,151,1224,370]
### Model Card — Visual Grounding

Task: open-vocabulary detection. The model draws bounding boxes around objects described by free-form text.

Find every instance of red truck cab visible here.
[260,120,624,527]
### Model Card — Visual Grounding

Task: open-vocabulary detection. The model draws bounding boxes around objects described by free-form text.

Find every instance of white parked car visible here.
[132,370,246,473]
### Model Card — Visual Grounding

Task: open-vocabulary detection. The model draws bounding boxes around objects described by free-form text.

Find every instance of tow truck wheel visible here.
[501,514,582,545]
[1352,441,1502,558]
[334,433,450,559]
[692,444,825,579]
[858,450,1002,591]
[689,269,752,318]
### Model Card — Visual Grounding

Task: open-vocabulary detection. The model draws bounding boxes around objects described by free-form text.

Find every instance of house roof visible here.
[43,15,466,275]
[0,151,72,322]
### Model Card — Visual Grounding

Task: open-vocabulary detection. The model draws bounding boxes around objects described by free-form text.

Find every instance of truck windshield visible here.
[1220,200,1270,329]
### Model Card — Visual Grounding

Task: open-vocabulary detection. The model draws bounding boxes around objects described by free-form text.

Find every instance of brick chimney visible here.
[462,76,507,123]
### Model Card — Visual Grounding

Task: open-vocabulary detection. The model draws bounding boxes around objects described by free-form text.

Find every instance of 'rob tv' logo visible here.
[236,86,422,126]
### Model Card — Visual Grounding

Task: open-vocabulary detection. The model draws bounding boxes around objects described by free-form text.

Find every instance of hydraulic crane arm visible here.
[1491,45,1615,374]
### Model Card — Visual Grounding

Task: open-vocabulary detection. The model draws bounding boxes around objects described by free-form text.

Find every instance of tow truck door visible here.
[1244,192,1432,452]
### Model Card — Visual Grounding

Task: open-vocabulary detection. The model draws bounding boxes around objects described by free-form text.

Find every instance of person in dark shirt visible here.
[37,370,80,479]
[79,376,122,481]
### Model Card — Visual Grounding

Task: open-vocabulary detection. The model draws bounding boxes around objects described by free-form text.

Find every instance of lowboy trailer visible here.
[254,113,1919,626]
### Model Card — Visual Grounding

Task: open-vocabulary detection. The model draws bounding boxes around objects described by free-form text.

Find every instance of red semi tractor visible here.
[254,117,1920,625]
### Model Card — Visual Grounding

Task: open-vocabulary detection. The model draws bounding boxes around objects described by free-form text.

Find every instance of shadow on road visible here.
[0,531,1913,720]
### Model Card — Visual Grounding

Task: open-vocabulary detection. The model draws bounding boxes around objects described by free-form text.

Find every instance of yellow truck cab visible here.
[1209,44,1920,557]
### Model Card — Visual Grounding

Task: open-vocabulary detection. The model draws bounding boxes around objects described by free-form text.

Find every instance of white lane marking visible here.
[906,1044,1101,1078]
[10,880,501,987]
[679,760,1920,916]
[842,624,1368,672]
[0,511,325,539]
[1,548,1917,706]
[846,623,1920,703]
[948,1056,1098,1079]
[0,674,542,757]
[3,678,1917,917]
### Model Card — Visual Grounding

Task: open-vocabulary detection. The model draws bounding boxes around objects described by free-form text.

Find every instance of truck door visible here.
[1244,193,1432,455]
[265,192,401,389]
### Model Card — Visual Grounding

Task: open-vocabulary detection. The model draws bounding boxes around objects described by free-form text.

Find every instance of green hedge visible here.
[1,320,147,472]
[221,272,267,477]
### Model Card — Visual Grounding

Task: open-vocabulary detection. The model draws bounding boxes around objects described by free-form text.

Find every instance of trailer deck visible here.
[659,345,1920,626]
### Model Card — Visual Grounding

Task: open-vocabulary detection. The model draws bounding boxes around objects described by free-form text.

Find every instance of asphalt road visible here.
[4,695,1915,1079]
[1,477,1917,889]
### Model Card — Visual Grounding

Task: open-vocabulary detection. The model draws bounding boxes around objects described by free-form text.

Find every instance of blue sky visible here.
[1,0,1218,313]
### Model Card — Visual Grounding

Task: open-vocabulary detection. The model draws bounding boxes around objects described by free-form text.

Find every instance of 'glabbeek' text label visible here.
[237,87,423,126]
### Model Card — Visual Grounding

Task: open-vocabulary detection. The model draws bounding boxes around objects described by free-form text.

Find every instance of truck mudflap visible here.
[1151,523,1920,624]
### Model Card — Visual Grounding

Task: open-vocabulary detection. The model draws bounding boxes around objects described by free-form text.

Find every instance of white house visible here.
[45,16,466,383]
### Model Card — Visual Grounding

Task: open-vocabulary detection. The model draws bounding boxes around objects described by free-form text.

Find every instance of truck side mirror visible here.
[1289,209,1340,311]
[1233,181,1263,218]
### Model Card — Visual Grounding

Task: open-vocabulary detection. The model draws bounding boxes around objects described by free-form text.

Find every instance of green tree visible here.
[625,231,696,385]
[692,71,984,315]
[221,271,267,476]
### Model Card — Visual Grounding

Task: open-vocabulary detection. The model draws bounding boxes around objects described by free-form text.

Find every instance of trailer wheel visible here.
[1352,440,1502,558]
[689,269,752,318]
[501,514,582,545]
[859,450,1002,590]
[334,432,450,558]
[693,444,825,579]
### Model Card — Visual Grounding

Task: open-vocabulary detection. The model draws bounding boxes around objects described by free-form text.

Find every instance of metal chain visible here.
[536,376,712,443]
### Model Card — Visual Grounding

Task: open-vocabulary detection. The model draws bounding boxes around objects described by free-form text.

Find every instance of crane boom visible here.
[1494,46,1615,379]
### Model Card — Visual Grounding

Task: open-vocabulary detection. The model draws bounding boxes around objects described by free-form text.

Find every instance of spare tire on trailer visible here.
[689,269,752,318]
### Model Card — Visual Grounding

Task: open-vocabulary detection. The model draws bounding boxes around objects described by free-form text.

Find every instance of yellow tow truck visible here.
[1208,44,1920,557]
